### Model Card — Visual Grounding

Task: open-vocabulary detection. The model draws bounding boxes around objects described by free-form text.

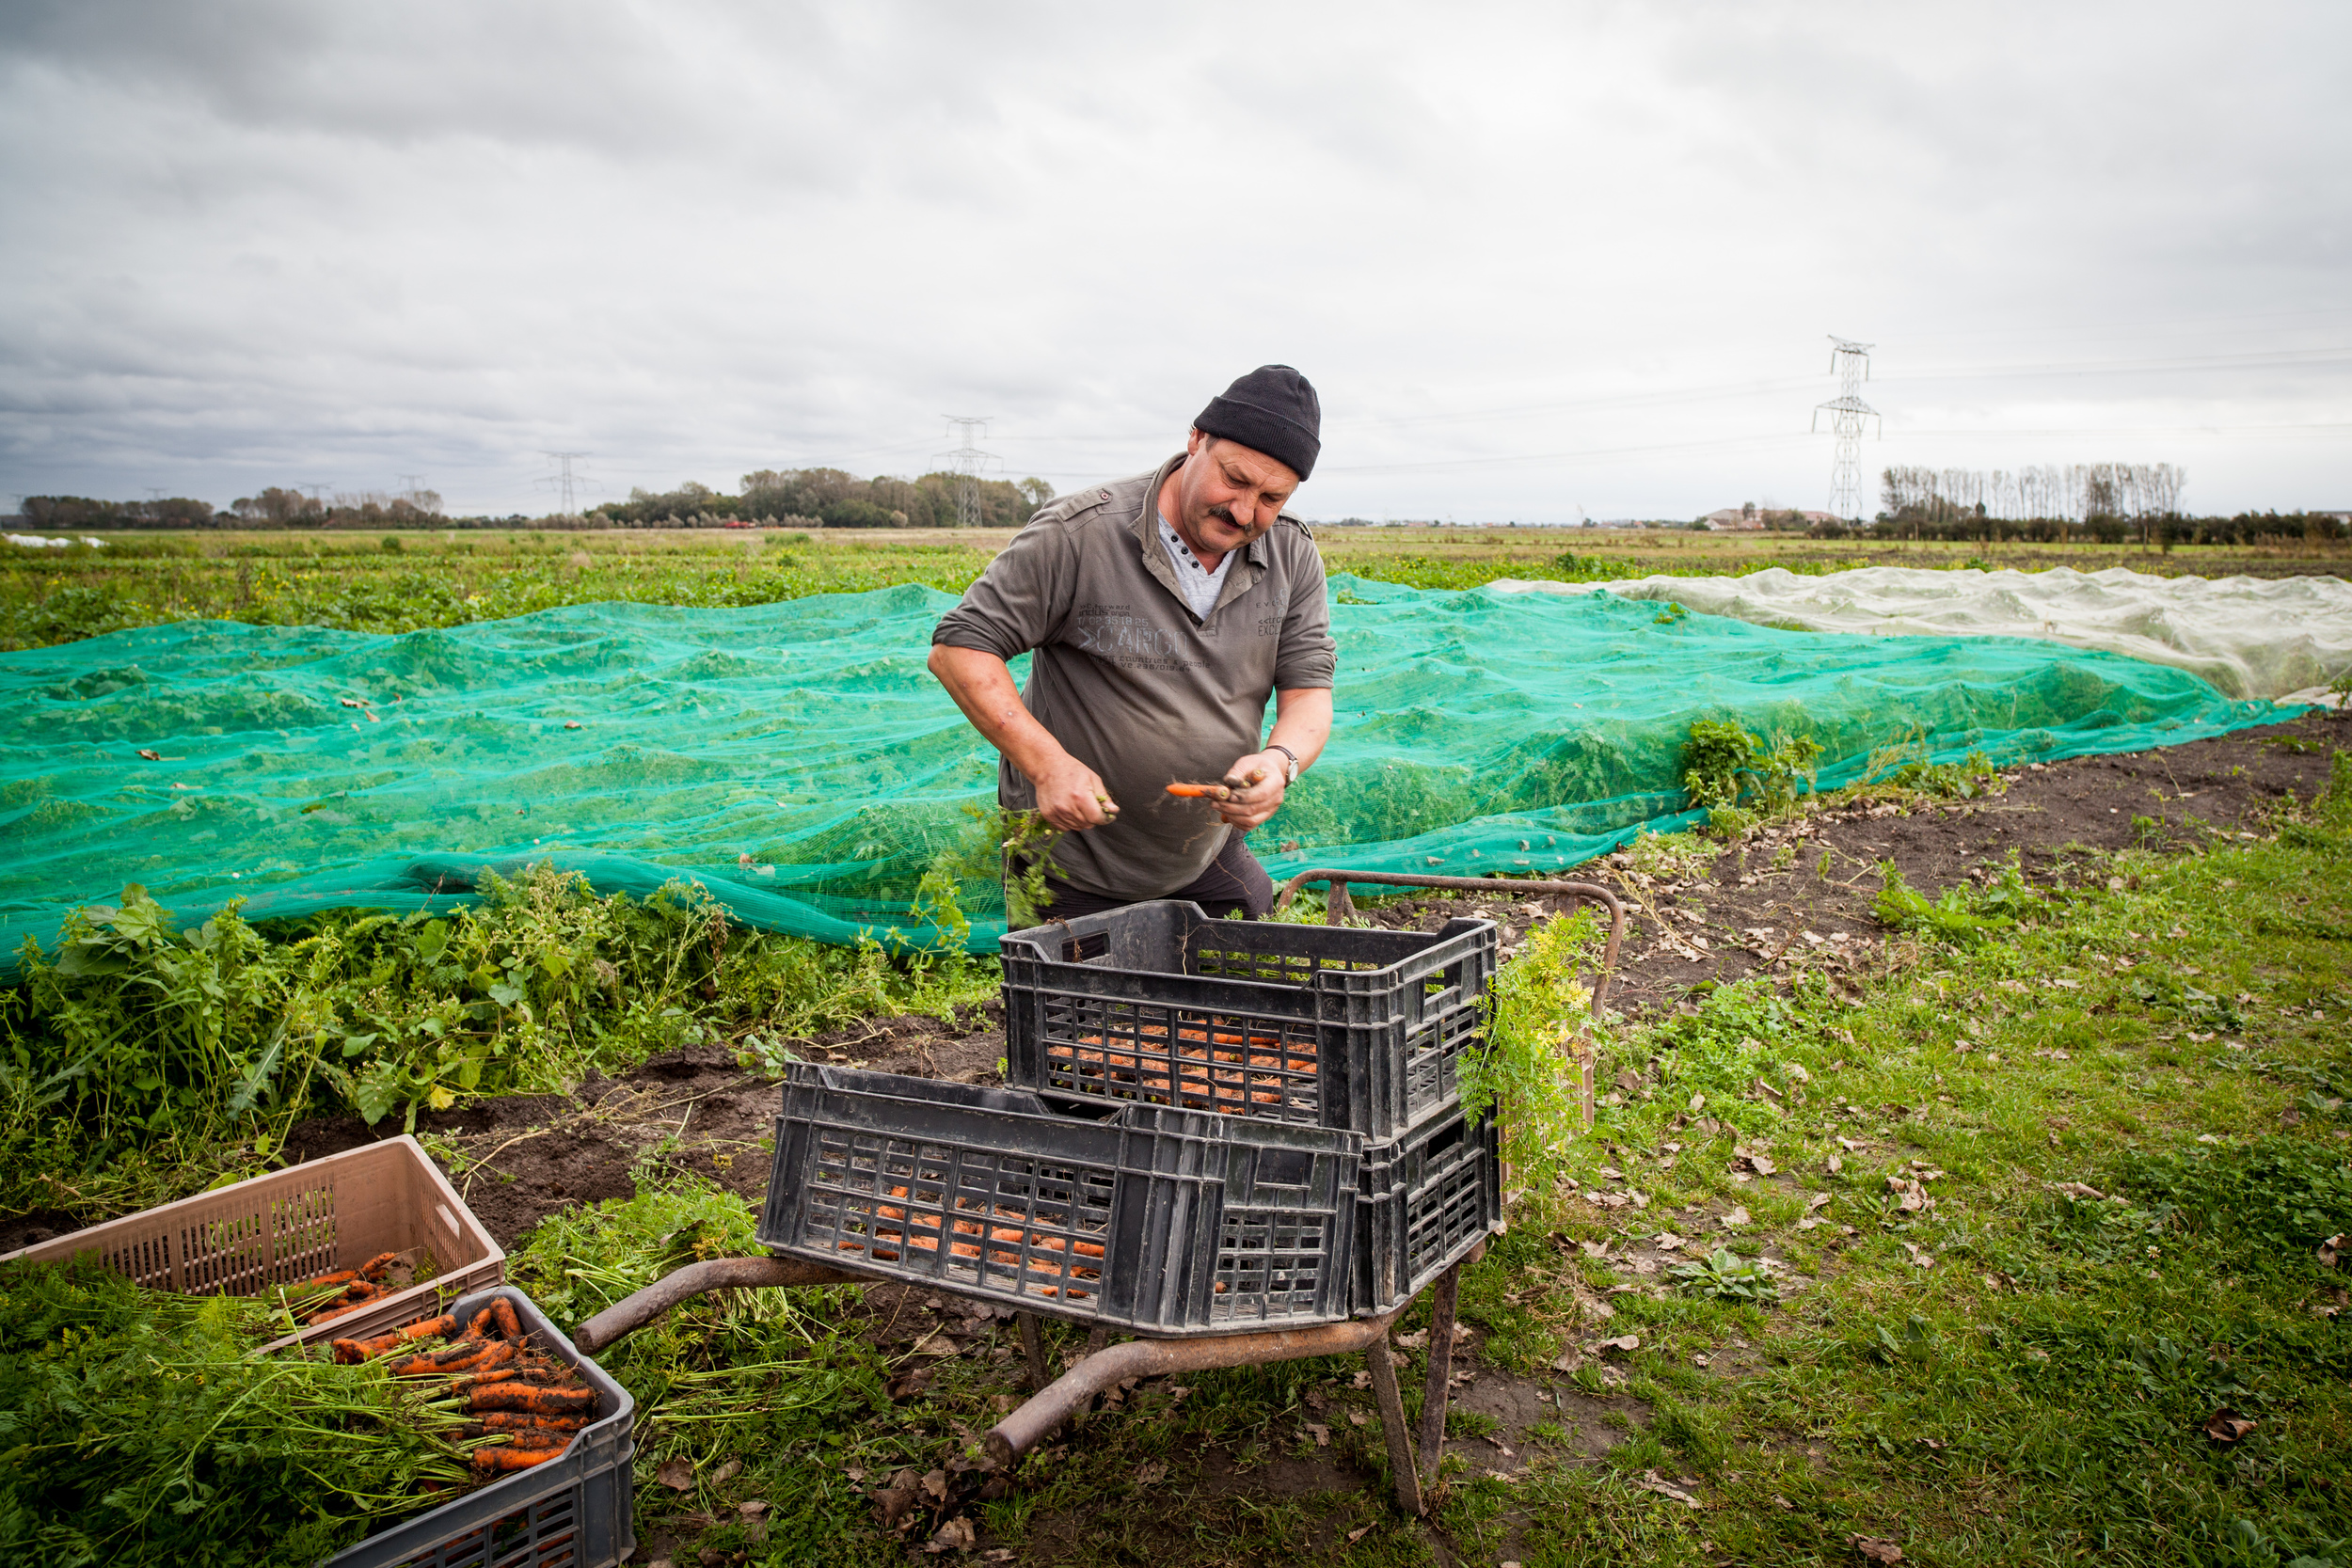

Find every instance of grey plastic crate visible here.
[1353,1105,1503,1318]
[1001,900,1496,1139]
[757,1063,1360,1334]
[320,1286,634,1568]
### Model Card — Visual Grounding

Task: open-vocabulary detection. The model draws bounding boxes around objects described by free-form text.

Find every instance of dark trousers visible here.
[1028,830,1276,922]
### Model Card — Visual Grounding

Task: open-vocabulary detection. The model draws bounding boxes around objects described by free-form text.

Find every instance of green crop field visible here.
[6,525,2345,653]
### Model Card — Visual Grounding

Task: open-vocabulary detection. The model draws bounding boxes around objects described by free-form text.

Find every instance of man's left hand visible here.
[1216,752,1288,831]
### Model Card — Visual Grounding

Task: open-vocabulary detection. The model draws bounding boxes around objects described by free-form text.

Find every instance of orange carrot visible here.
[410,1343,503,1378]
[400,1311,458,1342]
[472,1409,589,1434]
[471,1445,562,1475]
[333,1310,455,1364]
[1164,783,1227,799]
[301,1284,385,1326]
[394,1338,517,1380]
[487,1296,523,1342]
[465,1382,596,1417]
[444,1361,568,1394]
[356,1251,400,1281]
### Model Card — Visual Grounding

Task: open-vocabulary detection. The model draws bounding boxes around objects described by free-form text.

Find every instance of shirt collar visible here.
[1137,451,1275,569]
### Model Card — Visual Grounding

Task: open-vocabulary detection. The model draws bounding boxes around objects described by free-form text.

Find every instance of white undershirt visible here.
[1156,513,1235,619]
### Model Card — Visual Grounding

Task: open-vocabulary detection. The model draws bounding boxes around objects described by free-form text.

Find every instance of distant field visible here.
[3,524,2344,651]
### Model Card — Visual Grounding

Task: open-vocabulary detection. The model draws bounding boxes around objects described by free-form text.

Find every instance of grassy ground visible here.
[6,527,2344,652]
[485,764,2351,1568]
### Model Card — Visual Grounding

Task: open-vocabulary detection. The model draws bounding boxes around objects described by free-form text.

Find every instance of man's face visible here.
[1169,429,1299,556]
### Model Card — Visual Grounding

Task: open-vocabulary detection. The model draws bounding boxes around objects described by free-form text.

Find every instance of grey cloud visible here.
[2,0,2345,518]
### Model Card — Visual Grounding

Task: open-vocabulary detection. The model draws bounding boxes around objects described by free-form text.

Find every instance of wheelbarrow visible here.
[569,1247,1483,1515]
[570,870,1622,1516]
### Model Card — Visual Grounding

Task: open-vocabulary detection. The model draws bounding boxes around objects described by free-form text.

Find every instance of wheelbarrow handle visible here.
[570,1257,868,1354]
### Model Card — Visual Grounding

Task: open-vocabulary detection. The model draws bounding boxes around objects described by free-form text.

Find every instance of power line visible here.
[1813,338,1881,521]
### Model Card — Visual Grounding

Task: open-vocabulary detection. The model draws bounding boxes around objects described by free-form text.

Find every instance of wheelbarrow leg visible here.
[1017,1311,1051,1392]
[1364,1333,1424,1516]
[1417,1262,1462,1498]
[983,1315,1400,1470]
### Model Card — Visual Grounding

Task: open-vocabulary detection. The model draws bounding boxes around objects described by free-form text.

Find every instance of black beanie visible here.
[1194,365,1321,483]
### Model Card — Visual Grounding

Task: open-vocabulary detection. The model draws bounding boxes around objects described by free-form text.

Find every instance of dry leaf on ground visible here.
[2202,1408,2259,1442]
[1851,1536,1905,1562]
[655,1457,694,1492]
[925,1517,977,1554]
[1634,1469,1700,1507]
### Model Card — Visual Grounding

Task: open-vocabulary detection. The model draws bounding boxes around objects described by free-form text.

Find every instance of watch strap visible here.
[1267,743,1300,784]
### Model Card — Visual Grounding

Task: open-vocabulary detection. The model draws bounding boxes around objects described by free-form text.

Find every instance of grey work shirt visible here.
[931,453,1336,900]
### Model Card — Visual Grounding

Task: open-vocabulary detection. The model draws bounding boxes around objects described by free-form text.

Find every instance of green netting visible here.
[0,574,2296,967]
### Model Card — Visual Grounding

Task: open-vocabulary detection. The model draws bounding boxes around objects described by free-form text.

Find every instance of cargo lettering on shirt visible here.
[1074,605,1205,668]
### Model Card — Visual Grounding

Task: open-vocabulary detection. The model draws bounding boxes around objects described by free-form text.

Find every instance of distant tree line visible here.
[590,468,1054,529]
[19,488,447,530]
[1801,463,2351,546]
[13,467,1061,531]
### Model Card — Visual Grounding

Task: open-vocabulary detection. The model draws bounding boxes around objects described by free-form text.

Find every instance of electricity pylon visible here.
[1811,338,1881,521]
[939,418,995,528]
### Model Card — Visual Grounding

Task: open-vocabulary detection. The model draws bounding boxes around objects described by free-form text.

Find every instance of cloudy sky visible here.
[2,1,2345,522]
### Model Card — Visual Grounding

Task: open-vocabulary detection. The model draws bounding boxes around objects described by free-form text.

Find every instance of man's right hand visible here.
[930,644,1120,832]
[1032,757,1120,832]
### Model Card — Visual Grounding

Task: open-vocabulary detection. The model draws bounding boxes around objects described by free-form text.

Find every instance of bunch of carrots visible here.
[847,1184,1105,1299]
[287,1250,403,1326]
[327,1296,599,1479]
[1045,1024,1313,1112]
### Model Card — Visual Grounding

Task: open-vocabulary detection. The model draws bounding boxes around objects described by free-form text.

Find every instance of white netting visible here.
[1490,565,2352,701]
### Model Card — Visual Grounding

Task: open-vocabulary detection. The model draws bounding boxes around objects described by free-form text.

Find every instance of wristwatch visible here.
[1267,744,1300,784]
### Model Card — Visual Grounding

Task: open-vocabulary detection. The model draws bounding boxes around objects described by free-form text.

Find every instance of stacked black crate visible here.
[999,899,1504,1319]
[756,1064,1359,1334]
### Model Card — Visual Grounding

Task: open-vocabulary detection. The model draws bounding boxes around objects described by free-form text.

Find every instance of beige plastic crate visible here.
[0,1135,502,1352]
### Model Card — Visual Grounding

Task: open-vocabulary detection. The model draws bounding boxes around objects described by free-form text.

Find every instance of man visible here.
[929,365,1335,923]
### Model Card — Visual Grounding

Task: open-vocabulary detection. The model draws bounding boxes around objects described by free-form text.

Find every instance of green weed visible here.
[1873,862,2019,942]
[1664,1246,1779,1303]
[1680,720,1822,825]
[1471,909,1608,1165]
[0,867,993,1223]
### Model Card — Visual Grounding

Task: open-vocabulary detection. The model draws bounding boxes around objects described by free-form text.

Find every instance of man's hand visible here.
[1034,756,1120,832]
[1214,752,1288,831]
[930,644,1120,832]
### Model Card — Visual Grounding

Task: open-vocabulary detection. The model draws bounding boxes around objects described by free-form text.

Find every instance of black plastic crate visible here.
[757,1064,1360,1334]
[321,1286,634,1568]
[1000,900,1497,1139]
[1353,1105,1502,1319]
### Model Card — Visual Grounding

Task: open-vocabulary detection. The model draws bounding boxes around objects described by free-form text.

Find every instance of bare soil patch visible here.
[1357,711,2342,1019]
